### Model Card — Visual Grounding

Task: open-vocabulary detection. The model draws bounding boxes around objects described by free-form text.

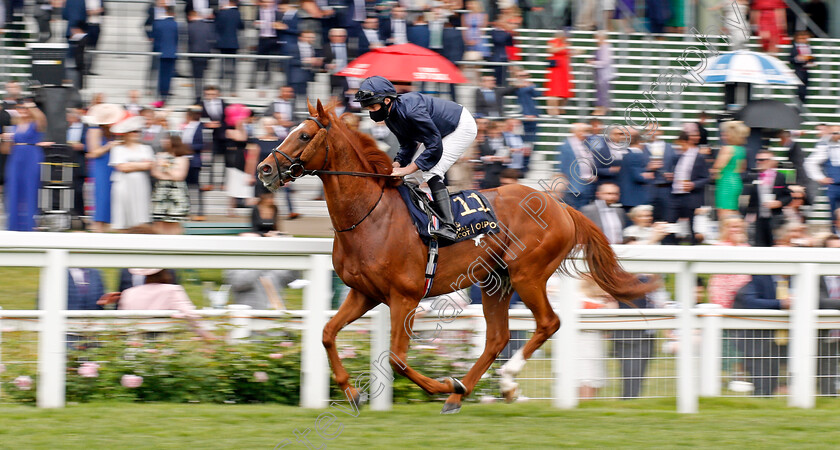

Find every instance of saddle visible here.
[397,182,500,248]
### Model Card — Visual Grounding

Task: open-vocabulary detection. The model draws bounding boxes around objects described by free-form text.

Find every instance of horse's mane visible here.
[325,107,399,186]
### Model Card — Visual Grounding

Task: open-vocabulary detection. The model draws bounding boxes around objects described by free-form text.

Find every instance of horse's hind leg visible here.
[323,289,379,403]
[442,284,513,414]
[499,279,560,402]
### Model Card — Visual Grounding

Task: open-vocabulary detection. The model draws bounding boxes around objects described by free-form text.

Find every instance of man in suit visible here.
[215,0,244,94]
[805,125,840,232]
[618,129,655,212]
[790,30,815,104]
[478,121,510,189]
[286,30,322,110]
[666,130,709,245]
[590,117,621,186]
[746,150,792,247]
[182,106,205,218]
[66,108,87,219]
[66,27,89,90]
[357,16,384,55]
[407,15,430,49]
[323,28,351,106]
[644,127,676,222]
[187,11,214,103]
[84,0,105,74]
[68,268,105,310]
[581,182,626,244]
[733,274,792,396]
[62,0,87,38]
[152,6,178,104]
[473,75,516,118]
[144,0,169,93]
[263,85,298,135]
[381,5,408,45]
[556,123,597,209]
[778,130,814,205]
[251,0,279,90]
[276,0,300,76]
[201,85,227,188]
[185,0,218,19]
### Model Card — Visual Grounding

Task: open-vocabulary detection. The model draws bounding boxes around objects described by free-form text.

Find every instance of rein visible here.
[270,115,396,232]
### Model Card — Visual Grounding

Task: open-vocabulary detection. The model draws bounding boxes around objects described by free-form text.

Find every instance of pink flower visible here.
[144,349,158,354]
[127,341,143,348]
[14,375,32,391]
[269,353,284,359]
[121,374,143,388]
[0,363,5,374]
[253,371,269,382]
[280,342,294,347]
[339,349,357,359]
[78,362,99,378]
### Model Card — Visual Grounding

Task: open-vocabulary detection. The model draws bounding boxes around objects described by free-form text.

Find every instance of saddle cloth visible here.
[396,183,500,247]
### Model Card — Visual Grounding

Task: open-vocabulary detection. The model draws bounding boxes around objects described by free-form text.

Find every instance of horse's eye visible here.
[300,132,311,142]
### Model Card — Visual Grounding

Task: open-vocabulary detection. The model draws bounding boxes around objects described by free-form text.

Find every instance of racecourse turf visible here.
[0,398,839,448]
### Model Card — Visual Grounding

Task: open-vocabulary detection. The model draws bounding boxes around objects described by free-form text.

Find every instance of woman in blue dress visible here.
[2,101,47,231]
[86,123,120,232]
[83,103,126,232]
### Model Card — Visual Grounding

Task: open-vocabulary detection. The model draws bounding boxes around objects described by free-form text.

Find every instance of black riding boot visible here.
[429,181,459,242]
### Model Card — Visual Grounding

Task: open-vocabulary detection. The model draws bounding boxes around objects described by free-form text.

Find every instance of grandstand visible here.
[1,1,839,223]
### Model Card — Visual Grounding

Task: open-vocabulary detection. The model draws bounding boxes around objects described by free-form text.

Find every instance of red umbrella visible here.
[336,43,467,84]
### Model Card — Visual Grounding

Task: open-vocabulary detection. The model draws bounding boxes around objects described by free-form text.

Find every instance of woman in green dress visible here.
[712,121,749,219]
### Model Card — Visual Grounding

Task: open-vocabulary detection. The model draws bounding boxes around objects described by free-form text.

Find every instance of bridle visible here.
[268,115,396,233]
[269,116,397,182]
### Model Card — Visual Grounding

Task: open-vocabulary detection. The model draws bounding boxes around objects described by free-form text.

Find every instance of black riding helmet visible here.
[355,76,398,108]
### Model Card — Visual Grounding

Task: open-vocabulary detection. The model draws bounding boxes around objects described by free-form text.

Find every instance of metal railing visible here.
[2,233,840,412]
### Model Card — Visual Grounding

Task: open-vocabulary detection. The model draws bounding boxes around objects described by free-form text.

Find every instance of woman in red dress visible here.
[546,31,574,116]
[752,0,787,53]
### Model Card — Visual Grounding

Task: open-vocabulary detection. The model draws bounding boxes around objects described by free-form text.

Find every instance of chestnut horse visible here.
[258,100,656,414]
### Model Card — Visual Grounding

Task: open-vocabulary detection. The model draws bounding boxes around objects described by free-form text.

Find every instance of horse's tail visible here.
[567,207,659,303]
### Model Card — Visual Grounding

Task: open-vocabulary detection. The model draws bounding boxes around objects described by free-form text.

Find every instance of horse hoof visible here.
[501,387,519,404]
[351,391,368,408]
[439,377,467,395]
[441,402,462,414]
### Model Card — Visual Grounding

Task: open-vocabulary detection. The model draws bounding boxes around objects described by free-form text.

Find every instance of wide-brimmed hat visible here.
[83,103,126,125]
[127,268,163,276]
[111,115,147,134]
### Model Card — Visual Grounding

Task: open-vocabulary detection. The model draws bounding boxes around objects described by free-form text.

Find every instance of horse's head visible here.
[258,99,333,192]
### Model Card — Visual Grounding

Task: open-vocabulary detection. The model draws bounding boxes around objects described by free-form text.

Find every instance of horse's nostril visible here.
[260,164,272,174]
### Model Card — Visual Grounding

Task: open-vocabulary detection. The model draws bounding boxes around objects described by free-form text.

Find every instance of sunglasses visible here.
[756,158,770,162]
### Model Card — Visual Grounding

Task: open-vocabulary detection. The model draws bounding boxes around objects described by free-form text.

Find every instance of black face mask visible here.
[368,102,389,122]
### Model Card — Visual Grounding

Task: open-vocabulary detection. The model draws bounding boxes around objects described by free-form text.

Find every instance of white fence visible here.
[1,232,840,412]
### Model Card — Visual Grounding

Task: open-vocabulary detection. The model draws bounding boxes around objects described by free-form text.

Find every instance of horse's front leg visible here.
[388,296,462,396]
[323,289,379,403]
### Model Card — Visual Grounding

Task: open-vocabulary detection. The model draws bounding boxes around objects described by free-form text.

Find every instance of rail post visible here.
[698,303,723,397]
[553,274,579,409]
[226,304,252,342]
[300,254,331,409]
[790,263,818,408]
[676,262,698,413]
[38,249,68,408]
[370,303,392,411]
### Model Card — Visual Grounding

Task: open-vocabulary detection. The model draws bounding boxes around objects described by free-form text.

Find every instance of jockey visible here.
[355,76,478,241]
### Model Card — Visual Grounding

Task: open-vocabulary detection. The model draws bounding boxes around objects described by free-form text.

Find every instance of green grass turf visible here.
[0,399,839,448]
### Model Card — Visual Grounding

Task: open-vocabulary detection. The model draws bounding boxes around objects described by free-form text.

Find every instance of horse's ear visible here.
[316,99,330,124]
[307,99,317,117]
